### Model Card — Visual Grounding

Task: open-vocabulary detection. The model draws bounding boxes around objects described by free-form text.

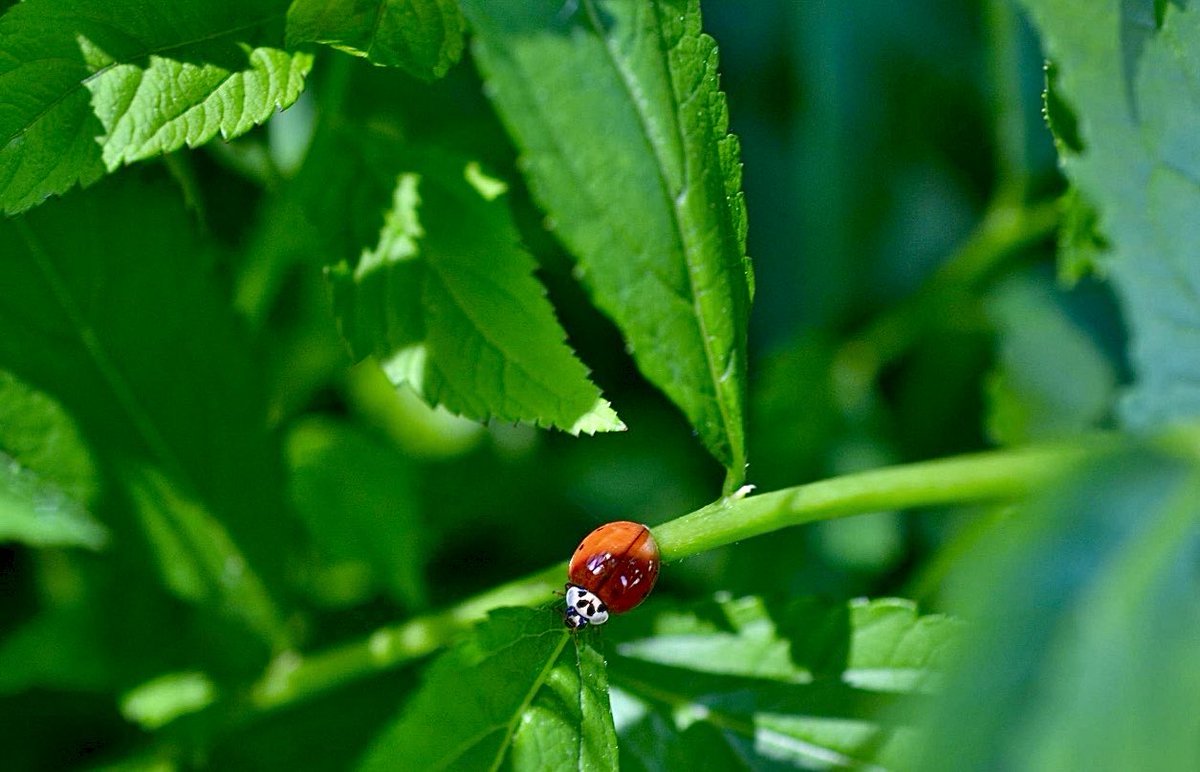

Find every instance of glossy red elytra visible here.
[564,521,660,630]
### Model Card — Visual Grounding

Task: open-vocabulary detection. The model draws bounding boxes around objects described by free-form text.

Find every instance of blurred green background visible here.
[1,0,1127,768]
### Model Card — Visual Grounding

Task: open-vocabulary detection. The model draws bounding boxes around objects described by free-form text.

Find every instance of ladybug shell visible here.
[568,521,660,614]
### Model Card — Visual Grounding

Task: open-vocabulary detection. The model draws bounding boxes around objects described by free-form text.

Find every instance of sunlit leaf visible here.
[611,596,959,769]
[120,671,217,730]
[462,0,753,483]
[331,148,624,436]
[359,607,617,771]
[0,0,309,214]
[0,370,106,549]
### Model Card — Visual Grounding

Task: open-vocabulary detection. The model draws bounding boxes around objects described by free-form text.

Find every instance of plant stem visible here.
[231,436,1112,721]
[652,438,1107,561]
[247,563,565,712]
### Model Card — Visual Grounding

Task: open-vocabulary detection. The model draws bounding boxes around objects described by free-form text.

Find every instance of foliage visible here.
[1,0,1198,770]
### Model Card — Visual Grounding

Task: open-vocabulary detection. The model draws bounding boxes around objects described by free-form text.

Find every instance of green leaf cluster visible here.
[1,0,1199,770]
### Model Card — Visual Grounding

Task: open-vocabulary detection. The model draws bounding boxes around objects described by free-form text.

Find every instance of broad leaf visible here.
[0,173,293,650]
[359,607,617,771]
[0,370,107,549]
[912,443,1200,770]
[611,596,959,769]
[1020,0,1200,429]
[462,0,753,484]
[331,147,624,435]
[287,0,464,79]
[0,0,310,214]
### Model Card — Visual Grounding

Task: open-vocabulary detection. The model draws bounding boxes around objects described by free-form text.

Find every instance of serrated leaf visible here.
[912,443,1200,771]
[331,149,624,436]
[1020,0,1200,429]
[287,0,464,79]
[610,596,959,770]
[359,607,617,772]
[0,173,292,650]
[0,370,107,549]
[0,0,310,214]
[462,0,753,483]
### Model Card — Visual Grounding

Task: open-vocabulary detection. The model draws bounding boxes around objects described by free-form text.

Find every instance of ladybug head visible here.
[563,583,609,629]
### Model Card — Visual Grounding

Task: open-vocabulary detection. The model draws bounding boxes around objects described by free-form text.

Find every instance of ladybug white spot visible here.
[564,583,609,629]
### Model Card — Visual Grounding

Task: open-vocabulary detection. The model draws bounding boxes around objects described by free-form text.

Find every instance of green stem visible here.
[231,436,1112,720]
[247,563,565,712]
[653,438,1105,561]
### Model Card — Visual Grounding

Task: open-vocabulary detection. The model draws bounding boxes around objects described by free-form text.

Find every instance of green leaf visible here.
[122,463,285,648]
[0,370,107,549]
[359,607,617,771]
[120,671,217,730]
[331,149,624,435]
[983,274,1117,445]
[1019,0,1200,429]
[610,596,959,769]
[0,173,292,650]
[286,416,426,608]
[0,0,311,214]
[911,443,1200,771]
[1055,188,1107,284]
[462,0,753,483]
[0,604,113,694]
[287,0,464,79]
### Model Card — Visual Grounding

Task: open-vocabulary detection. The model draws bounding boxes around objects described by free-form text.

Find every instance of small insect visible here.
[564,521,660,630]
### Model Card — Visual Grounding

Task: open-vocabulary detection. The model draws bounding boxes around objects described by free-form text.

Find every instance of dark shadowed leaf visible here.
[287,416,426,608]
[983,274,1117,445]
[287,0,464,78]
[0,173,293,649]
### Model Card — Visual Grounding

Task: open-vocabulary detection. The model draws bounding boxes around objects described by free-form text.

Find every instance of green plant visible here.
[2,0,1198,769]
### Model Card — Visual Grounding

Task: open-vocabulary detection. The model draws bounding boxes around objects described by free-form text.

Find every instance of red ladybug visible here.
[564,521,660,629]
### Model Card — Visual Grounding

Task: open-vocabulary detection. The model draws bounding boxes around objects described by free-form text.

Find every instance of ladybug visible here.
[564,521,660,630]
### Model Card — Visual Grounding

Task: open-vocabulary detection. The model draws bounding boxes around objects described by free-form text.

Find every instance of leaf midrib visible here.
[580,0,738,468]
[14,219,193,499]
